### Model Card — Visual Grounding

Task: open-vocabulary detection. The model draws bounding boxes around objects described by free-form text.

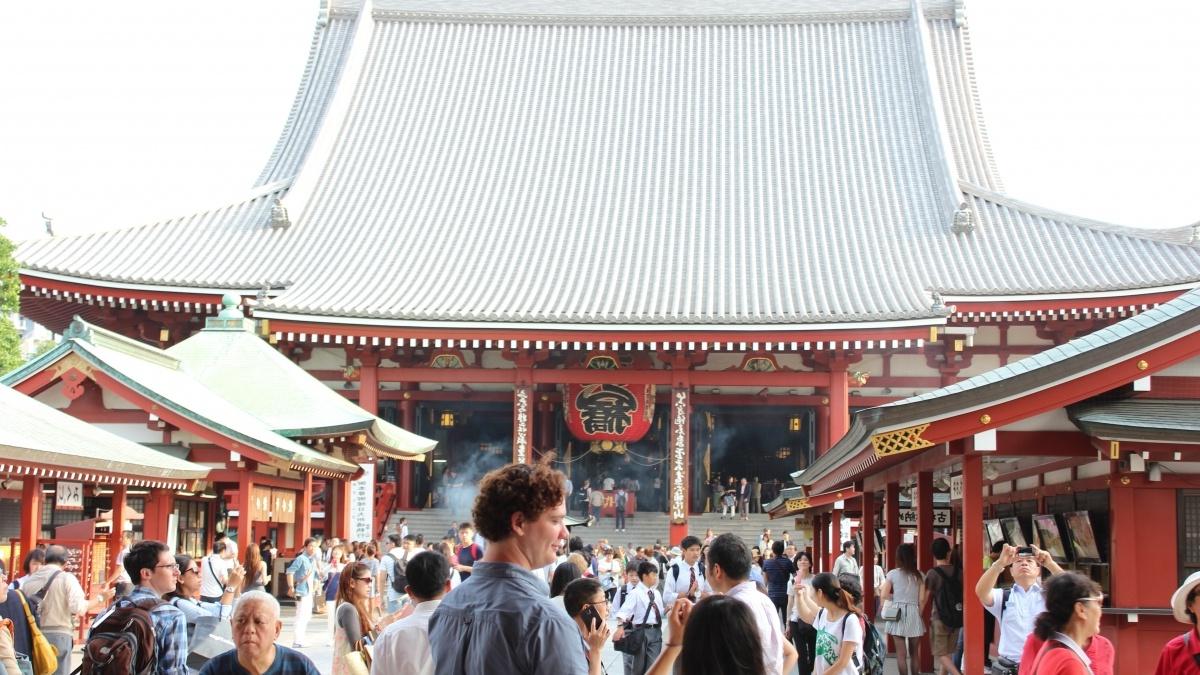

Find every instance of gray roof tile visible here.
[15,3,1200,326]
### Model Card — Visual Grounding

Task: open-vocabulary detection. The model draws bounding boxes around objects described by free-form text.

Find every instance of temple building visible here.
[2,296,431,563]
[11,0,1200,570]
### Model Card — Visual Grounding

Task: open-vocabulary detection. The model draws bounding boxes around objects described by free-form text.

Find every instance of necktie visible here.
[689,568,697,600]
[648,590,661,624]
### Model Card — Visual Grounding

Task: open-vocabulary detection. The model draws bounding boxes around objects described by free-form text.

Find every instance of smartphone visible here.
[1016,546,1035,557]
[580,605,603,631]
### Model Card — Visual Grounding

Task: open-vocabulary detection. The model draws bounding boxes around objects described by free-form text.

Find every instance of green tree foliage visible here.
[0,217,22,373]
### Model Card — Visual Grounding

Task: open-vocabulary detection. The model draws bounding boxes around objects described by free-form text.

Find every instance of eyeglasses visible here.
[183,567,200,576]
[1077,595,1105,605]
[156,563,181,572]
[354,576,373,583]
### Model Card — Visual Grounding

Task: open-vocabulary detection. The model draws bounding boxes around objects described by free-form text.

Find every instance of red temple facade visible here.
[11,0,1200,615]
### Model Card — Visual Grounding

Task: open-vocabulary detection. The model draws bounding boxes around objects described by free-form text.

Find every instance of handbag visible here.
[14,591,58,675]
[343,638,373,675]
[879,599,900,622]
[612,597,657,655]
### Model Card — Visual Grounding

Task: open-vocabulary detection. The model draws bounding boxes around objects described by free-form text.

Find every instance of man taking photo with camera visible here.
[974,544,1062,675]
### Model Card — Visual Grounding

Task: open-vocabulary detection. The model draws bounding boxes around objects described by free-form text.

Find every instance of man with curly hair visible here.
[429,461,587,675]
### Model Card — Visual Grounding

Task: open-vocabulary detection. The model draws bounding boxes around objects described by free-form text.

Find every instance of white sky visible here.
[1,0,1198,242]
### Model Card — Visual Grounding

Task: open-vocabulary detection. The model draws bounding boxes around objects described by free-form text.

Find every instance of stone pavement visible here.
[68,602,905,674]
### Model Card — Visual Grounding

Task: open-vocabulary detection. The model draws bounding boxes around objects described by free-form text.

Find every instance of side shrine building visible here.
[11,0,1200,638]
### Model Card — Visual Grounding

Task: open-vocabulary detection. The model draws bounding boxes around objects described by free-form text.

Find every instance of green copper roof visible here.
[0,383,208,484]
[3,320,360,476]
[167,300,434,459]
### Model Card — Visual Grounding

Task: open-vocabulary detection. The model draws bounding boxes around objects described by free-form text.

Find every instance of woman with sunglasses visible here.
[165,554,245,630]
[333,561,400,675]
[1022,572,1113,675]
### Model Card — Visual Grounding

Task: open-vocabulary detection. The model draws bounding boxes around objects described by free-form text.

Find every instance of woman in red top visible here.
[1154,570,1200,675]
[1026,572,1107,675]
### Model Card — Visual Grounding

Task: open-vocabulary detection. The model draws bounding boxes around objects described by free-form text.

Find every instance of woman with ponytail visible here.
[1024,572,1109,675]
[792,572,864,675]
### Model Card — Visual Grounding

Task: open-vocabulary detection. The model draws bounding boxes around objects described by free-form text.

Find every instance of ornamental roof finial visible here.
[951,202,975,234]
[269,198,291,229]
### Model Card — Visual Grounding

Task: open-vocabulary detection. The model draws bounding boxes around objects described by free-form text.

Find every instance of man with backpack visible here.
[20,545,110,675]
[380,533,416,613]
[85,539,187,675]
[922,539,963,675]
[614,484,628,532]
[662,536,710,607]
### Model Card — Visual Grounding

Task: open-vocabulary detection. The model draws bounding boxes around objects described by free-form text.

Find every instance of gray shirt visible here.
[428,562,587,675]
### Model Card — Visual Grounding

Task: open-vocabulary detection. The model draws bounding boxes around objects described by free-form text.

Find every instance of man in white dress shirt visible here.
[707,533,798,675]
[613,561,665,675]
[373,551,452,675]
[662,536,710,608]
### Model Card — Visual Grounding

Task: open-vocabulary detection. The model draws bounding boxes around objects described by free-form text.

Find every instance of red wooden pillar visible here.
[962,450,985,675]
[142,488,175,543]
[828,365,850,447]
[398,388,417,510]
[357,356,382,526]
[295,473,313,554]
[916,470,935,673]
[536,385,555,451]
[512,370,534,465]
[861,490,876,613]
[1109,478,1137,675]
[829,509,843,571]
[816,392,831,456]
[238,474,256,553]
[108,485,128,579]
[19,476,42,564]
[668,382,692,545]
[811,511,823,572]
[329,476,352,539]
[885,481,900,569]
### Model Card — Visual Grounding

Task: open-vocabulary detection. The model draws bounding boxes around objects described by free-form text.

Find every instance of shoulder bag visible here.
[342,638,373,675]
[14,590,58,675]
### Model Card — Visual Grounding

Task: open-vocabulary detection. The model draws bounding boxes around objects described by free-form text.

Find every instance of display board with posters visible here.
[1063,511,1103,563]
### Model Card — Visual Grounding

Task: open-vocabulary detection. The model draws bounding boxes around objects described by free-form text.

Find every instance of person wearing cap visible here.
[975,544,1062,674]
[1155,570,1200,674]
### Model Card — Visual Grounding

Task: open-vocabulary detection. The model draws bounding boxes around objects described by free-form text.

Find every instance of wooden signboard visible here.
[271,489,296,524]
[251,486,273,522]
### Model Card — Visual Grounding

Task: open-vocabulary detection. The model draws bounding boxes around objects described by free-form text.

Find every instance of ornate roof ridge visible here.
[64,317,183,371]
[959,181,1200,247]
[16,181,289,249]
[370,8,955,25]
[370,0,956,24]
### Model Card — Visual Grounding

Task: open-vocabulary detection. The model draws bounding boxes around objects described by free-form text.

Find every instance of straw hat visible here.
[1170,570,1200,624]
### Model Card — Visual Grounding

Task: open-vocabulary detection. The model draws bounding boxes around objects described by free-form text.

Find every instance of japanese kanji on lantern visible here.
[563,383,656,452]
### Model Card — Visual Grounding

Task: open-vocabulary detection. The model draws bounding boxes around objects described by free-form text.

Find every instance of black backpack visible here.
[931,566,964,629]
[386,553,408,594]
[77,597,165,675]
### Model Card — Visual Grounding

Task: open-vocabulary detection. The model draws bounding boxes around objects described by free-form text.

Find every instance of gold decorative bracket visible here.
[785,497,810,512]
[870,424,935,458]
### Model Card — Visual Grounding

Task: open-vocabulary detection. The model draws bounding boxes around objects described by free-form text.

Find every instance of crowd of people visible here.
[3,462,1200,674]
[704,475,786,520]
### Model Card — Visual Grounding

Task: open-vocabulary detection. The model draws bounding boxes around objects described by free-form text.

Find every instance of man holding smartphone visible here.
[974,544,1063,675]
[563,578,613,675]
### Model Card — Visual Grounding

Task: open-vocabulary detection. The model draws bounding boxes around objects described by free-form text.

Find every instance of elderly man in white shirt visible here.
[374,551,453,675]
[706,533,798,675]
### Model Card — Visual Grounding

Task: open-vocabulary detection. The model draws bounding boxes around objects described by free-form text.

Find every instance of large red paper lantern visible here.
[563,383,655,443]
